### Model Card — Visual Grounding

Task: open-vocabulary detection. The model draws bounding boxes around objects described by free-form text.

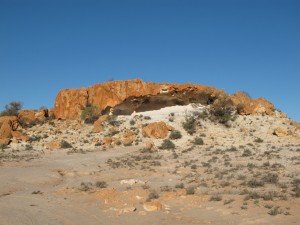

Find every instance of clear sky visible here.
[0,0,299,122]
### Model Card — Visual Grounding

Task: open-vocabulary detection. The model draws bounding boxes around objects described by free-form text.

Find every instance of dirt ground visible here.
[0,142,299,225]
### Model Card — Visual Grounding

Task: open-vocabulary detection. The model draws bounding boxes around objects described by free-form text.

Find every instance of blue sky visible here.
[0,0,299,122]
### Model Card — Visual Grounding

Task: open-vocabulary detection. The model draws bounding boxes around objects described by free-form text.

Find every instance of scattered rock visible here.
[273,127,288,137]
[46,140,61,149]
[142,122,173,139]
[118,206,136,214]
[121,129,136,145]
[101,137,115,145]
[143,200,163,212]
[120,179,146,186]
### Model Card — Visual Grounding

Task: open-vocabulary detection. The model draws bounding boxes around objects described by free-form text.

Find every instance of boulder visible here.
[121,129,136,145]
[18,109,49,125]
[143,200,163,212]
[46,140,61,149]
[0,116,21,130]
[142,122,173,139]
[101,137,115,145]
[11,131,29,142]
[0,117,23,144]
[273,127,288,137]
[92,115,108,133]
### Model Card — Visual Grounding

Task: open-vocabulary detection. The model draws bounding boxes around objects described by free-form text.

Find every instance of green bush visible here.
[186,186,195,195]
[169,130,182,140]
[95,181,107,188]
[175,183,185,189]
[60,140,73,149]
[194,137,204,145]
[182,116,196,135]
[209,96,235,124]
[81,106,99,124]
[0,101,23,116]
[160,139,175,150]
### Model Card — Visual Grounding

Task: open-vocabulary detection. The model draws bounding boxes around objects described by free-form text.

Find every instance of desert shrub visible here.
[146,191,159,202]
[0,144,7,150]
[169,130,182,140]
[60,140,72,149]
[247,179,264,188]
[81,106,99,124]
[0,101,23,116]
[242,149,252,157]
[130,119,136,126]
[144,116,151,120]
[262,173,279,184]
[175,183,185,189]
[186,186,195,195]
[194,137,204,145]
[29,135,42,142]
[292,179,300,197]
[254,138,264,143]
[95,181,107,188]
[107,115,119,126]
[182,116,196,135]
[79,182,93,192]
[268,206,282,216]
[160,139,175,150]
[209,96,235,124]
[210,194,222,201]
[236,103,245,114]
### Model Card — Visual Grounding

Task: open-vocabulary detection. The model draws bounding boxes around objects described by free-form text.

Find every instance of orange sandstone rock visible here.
[142,122,173,139]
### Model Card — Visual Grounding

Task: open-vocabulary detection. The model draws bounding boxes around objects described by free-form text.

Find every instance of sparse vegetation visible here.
[160,139,175,150]
[169,130,182,140]
[95,181,108,188]
[209,96,235,125]
[182,116,196,135]
[0,101,23,116]
[60,140,73,149]
[193,137,204,145]
[81,106,99,124]
[186,186,195,195]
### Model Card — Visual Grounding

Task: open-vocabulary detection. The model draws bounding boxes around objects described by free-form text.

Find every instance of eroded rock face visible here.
[54,79,220,119]
[232,92,274,115]
[54,88,89,119]
[53,79,275,119]
[142,122,173,139]
[92,115,108,133]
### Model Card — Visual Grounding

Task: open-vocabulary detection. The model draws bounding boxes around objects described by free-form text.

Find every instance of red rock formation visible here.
[0,116,24,145]
[54,79,275,119]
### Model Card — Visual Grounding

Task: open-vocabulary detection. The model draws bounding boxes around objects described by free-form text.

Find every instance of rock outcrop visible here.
[0,116,26,144]
[142,122,173,139]
[18,109,49,125]
[232,92,274,115]
[53,79,275,120]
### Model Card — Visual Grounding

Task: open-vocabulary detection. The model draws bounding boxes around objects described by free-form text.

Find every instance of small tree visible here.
[81,106,99,124]
[0,101,23,116]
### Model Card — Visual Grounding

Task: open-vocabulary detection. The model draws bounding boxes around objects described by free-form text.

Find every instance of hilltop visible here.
[0,79,299,225]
